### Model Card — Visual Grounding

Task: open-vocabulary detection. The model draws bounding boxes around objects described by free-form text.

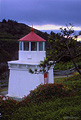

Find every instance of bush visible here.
[0,96,18,119]
[1,74,81,119]
[64,74,81,88]
[9,96,81,120]
[0,48,11,63]
[22,83,71,104]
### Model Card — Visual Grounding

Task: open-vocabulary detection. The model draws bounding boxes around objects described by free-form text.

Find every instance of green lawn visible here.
[54,77,66,84]
[0,88,8,94]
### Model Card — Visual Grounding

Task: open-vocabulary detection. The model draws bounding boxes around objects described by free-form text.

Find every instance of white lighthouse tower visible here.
[8,28,54,98]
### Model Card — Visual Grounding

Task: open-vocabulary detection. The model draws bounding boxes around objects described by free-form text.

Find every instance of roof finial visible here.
[32,24,33,28]
[31,24,34,31]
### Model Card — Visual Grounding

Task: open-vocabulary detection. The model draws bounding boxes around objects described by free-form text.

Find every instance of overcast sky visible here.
[0,0,81,31]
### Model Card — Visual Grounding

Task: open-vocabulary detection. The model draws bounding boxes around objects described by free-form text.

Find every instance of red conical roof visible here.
[19,28,46,42]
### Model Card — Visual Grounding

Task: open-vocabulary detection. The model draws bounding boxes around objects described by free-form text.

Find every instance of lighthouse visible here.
[8,28,54,98]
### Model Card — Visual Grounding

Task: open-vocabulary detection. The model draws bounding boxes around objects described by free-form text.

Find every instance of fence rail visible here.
[54,67,76,76]
[0,79,8,90]
[0,67,76,90]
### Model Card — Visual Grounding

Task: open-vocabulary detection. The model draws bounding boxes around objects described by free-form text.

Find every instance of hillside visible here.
[0,19,48,41]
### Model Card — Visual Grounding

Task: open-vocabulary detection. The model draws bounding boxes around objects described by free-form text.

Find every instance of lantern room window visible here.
[24,42,29,51]
[31,42,37,51]
[39,42,43,51]
[19,42,22,50]
[19,41,45,51]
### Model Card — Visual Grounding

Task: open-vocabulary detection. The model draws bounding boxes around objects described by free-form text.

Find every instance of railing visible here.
[0,67,76,90]
[54,67,76,76]
[0,80,8,90]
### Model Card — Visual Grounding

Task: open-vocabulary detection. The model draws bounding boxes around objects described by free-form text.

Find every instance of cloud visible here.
[33,24,81,31]
[0,0,81,29]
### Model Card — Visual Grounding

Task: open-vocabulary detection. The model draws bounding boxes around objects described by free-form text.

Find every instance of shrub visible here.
[9,96,81,120]
[1,74,81,119]
[0,96,18,119]
[63,74,81,90]
[22,83,71,104]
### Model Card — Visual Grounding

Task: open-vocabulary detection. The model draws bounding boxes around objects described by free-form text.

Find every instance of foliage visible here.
[63,74,81,95]
[0,62,8,76]
[3,96,81,120]
[0,47,11,63]
[22,83,71,104]
[46,24,81,75]
[29,68,34,74]
[54,61,73,70]
[0,83,72,119]
[0,96,18,119]
[29,60,55,74]
[55,73,81,95]
[0,74,81,119]
[0,39,18,74]
[59,24,81,74]
[54,56,81,70]
[0,39,18,58]
[2,19,7,23]
[0,19,48,40]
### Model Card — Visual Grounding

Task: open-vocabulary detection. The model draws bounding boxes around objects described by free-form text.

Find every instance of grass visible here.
[54,77,67,84]
[0,88,8,93]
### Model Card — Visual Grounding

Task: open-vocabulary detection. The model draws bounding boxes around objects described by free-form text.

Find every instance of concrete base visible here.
[6,94,22,99]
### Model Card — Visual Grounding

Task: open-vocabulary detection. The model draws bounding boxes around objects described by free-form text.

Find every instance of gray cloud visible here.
[0,0,81,27]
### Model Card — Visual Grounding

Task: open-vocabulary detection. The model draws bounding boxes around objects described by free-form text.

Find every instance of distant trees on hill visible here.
[2,19,18,24]
[0,19,48,40]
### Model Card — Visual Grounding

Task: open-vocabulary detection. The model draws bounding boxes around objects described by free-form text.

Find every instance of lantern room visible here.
[19,40,45,51]
[19,28,46,63]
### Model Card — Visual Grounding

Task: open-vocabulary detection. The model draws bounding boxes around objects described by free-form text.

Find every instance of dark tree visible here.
[2,19,7,23]
[47,24,81,75]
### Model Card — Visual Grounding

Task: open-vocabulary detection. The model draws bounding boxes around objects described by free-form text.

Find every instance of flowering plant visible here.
[0,95,18,119]
[23,83,71,104]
